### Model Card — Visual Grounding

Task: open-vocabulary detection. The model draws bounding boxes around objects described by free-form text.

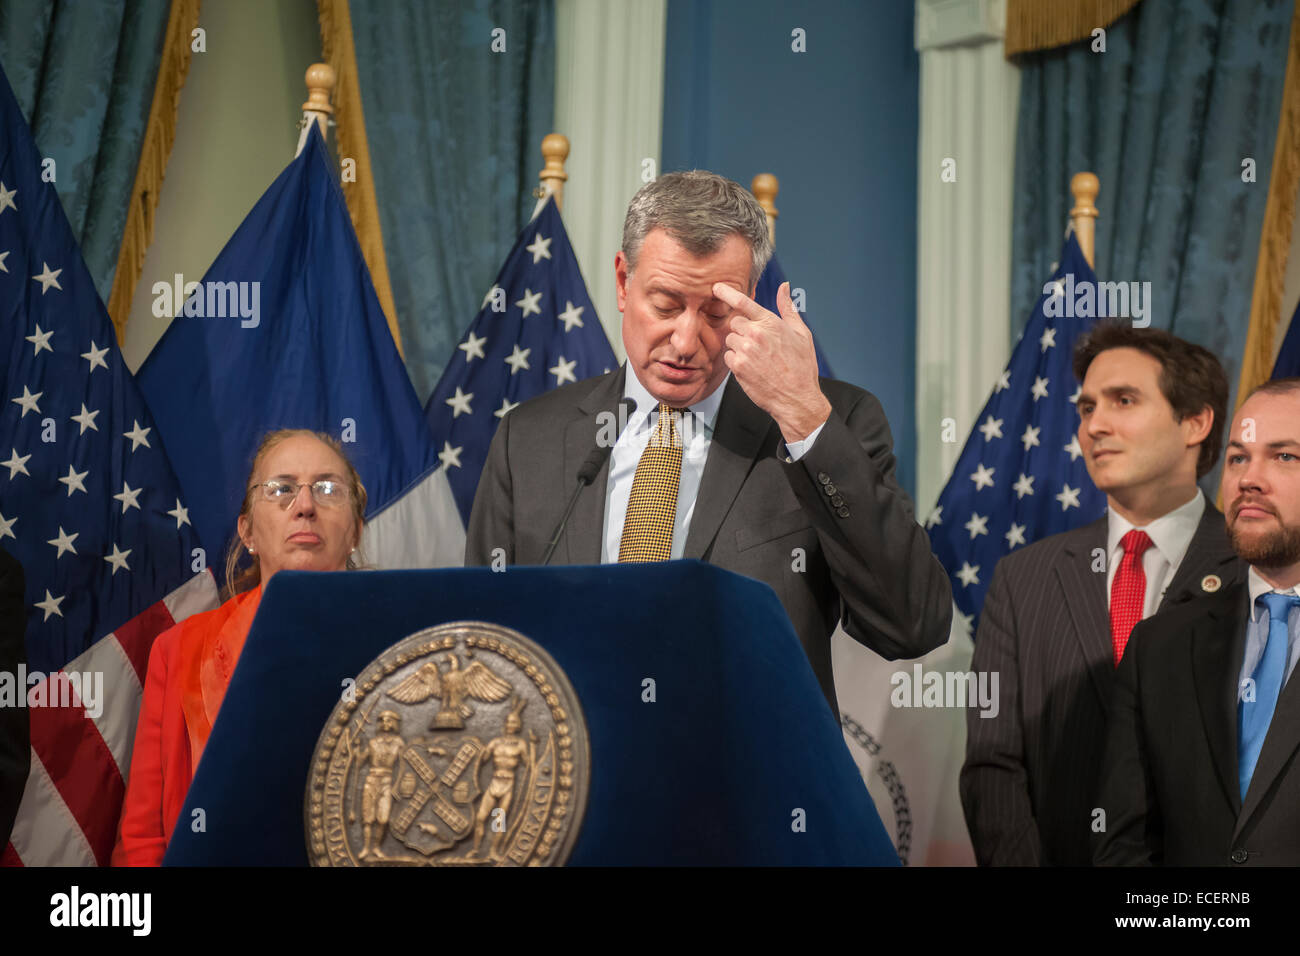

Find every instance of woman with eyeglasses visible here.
[112,429,367,866]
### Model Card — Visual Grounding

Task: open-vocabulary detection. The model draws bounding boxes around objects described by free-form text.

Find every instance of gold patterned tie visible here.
[618,402,684,562]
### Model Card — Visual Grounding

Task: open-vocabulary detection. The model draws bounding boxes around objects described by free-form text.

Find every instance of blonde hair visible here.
[222,429,368,599]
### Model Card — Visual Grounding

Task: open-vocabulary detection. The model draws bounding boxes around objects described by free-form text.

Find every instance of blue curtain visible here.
[0,0,171,303]
[348,0,555,402]
[1010,0,1293,397]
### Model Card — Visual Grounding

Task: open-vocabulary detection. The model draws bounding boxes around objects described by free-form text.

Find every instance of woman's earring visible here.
[247,543,256,554]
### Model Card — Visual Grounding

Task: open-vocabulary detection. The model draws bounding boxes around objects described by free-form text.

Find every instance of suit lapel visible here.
[1158,505,1242,610]
[1055,517,1112,707]
[1191,584,1248,818]
[683,377,773,560]
[562,368,626,565]
[1237,595,1300,837]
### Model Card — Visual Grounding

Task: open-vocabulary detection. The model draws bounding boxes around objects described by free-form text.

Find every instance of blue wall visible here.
[661,0,919,495]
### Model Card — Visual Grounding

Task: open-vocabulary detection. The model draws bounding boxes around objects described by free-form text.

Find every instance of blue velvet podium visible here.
[164,562,899,866]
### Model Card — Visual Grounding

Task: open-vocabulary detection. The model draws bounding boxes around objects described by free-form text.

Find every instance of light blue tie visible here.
[1239,592,1300,799]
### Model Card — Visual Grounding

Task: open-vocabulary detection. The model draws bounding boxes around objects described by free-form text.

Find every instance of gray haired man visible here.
[465,170,951,714]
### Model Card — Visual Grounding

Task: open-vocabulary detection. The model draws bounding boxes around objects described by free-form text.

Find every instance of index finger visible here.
[712,282,772,323]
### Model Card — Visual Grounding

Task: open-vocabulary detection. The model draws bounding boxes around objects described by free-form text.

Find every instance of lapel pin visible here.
[1201,574,1222,593]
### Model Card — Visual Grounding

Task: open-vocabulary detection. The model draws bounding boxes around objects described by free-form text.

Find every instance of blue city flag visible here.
[926,233,1107,632]
[137,128,463,580]
[1271,298,1300,378]
[0,62,217,865]
[425,196,617,524]
[755,252,833,378]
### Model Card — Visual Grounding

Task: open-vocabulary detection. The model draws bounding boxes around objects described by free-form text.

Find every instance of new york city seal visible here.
[306,621,589,866]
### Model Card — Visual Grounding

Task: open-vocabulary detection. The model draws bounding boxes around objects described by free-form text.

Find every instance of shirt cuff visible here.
[783,421,826,462]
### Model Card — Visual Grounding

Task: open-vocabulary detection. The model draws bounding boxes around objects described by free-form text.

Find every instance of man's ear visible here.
[614,251,630,313]
[1182,404,1215,448]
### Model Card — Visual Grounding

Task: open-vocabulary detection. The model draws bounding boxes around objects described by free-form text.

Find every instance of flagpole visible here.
[531,133,570,221]
[751,173,778,247]
[1069,172,1099,269]
[539,133,569,210]
[297,62,335,157]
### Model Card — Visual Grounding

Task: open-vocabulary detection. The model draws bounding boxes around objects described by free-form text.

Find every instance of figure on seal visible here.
[469,698,532,861]
[351,709,406,860]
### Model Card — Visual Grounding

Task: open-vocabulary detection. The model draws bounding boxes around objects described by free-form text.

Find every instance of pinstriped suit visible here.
[960,506,1242,865]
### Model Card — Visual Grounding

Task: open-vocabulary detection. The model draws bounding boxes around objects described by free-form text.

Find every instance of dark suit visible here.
[465,367,953,714]
[1095,580,1300,865]
[0,547,29,845]
[960,505,1242,865]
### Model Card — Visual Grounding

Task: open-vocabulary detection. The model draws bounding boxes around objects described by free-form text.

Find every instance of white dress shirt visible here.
[600,368,825,562]
[1104,488,1205,617]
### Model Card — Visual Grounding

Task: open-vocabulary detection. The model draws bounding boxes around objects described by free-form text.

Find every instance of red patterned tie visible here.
[1110,529,1153,665]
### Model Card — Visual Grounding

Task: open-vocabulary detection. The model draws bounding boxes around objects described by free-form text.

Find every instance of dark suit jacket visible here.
[1095,580,1300,865]
[465,367,953,715]
[0,547,29,846]
[960,505,1242,865]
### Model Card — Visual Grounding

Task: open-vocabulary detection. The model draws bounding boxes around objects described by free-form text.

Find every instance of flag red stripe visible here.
[27,682,125,867]
[7,590,207,866]
[113,599,178,685]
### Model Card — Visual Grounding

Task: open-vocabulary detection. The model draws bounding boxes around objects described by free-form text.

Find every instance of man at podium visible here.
[466,171,951,714]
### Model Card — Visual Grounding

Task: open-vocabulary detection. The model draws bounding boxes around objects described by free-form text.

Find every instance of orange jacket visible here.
[112,585,262,866]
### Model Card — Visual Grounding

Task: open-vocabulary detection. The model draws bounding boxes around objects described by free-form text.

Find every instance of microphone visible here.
[542,397,636,565]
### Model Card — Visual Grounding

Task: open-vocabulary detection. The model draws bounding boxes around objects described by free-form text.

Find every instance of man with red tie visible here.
[961,324,1244,865]
[1096,378,1300,864]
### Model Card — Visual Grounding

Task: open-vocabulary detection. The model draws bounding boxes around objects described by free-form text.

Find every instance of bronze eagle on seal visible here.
[386,652,513,730]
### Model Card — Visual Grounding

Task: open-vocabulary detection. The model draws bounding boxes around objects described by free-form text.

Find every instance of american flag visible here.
[926,233,1107,633]
[424,196,617,524]
[0,65,217,865]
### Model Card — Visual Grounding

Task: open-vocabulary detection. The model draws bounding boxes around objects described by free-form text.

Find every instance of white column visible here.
[553,0,667,361]
[914,0,1021,516]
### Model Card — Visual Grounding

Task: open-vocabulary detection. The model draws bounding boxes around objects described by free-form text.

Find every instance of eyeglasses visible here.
[250,479,351,508]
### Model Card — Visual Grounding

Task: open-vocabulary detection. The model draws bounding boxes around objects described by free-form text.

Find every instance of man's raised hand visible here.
[713,280,831,443]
